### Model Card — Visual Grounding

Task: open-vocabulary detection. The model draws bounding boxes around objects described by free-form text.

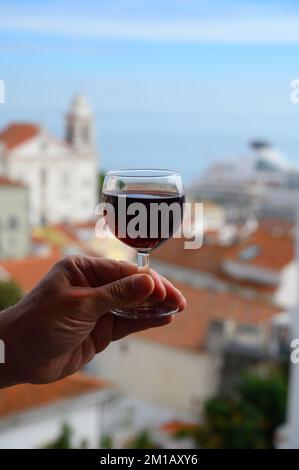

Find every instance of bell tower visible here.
[65,94,94,152]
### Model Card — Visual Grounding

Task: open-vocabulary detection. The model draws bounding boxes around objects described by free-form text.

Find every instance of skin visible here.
[0,256,186,389]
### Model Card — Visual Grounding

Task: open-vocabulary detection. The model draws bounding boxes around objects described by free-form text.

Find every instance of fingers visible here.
[146,269,186,307]
[159,276,187,312]
[89,259,138,285]
[65,257,186,318]
[90,313,114,353]
[66,256,138,287]
[88,263,186,315]
[148,269,167,301]
[64,257,184,312]
[92,273,155,314]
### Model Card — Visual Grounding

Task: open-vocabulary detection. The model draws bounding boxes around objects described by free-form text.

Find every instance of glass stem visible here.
[137,252,150,273]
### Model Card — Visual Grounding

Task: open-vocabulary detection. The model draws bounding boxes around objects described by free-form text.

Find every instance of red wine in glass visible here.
[102,169,184,319]
[102,190,185,251]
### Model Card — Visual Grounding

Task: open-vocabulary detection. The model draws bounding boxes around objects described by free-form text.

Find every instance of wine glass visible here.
[102,169,184,319]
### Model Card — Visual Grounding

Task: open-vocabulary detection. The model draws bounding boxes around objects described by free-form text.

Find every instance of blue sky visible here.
[0,0,299,182]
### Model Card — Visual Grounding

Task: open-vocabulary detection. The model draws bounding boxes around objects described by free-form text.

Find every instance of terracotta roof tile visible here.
[0,123,40,150]
[52,224,81,243]
[159,420,197,435]
[0,176,25,188]
[259,218,294,236]
[0,373,110,419]
[223,228,294,271]
[136,281,279,351]
[152,222,294,290]
[1,255,61,292]
[73,221,96,229]
[152,236,228,275]
[48,225,98,257]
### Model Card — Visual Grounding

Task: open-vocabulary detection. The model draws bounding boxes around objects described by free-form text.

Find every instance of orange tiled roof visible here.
[51,224,98,256]
[73,221,97,229]
[136,281,279,351]
[153,236,276,292]
[0,373,110,419]
[0,123,40,150]
[223,228,294,271]
[31,235,46,243]
[152,223,294,291]
[52,224,81,243]
[0,176,25,187]
[218,271,276,293]
[159,420,197,435]
[259,218,294,236]
[1,255,61,292]
[153,236,228,276]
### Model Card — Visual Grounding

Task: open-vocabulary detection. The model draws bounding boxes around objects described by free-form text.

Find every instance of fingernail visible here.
[131,274,154,295]
[158,281,167,299]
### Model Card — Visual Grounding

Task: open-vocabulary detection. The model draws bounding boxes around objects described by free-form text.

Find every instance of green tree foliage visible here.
[195,398,266,448]
[100,434,114,449]
[126,429,159,449]
[0,280,22,310]
[236,370,287,445]
[98,171,106,200]
[44,423,73,449]
[195,369,287,449]
[43,422,90,449]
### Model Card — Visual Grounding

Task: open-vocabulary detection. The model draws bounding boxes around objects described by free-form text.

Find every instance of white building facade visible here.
[0,178,30,259]
[92,337,222,413]
[0,94,98,225]
[190,141,299,219]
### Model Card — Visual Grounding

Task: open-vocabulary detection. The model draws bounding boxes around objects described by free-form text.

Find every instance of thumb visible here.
[94,273,155,314]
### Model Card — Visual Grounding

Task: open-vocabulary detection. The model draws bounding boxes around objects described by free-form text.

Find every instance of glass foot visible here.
[112,299,179,319]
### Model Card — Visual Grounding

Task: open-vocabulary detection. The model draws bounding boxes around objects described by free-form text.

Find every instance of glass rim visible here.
[106,169,180,178]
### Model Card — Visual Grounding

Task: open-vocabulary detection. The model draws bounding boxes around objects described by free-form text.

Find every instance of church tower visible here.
[65,94,94,153]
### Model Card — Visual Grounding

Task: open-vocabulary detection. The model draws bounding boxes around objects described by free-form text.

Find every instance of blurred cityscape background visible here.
[0,0,299,449]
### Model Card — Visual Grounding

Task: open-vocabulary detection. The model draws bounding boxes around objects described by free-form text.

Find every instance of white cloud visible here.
[0,0,299,44]
[0,15,299,44]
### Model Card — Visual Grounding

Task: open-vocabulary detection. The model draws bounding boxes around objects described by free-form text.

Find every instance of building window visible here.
[40,140,48,151]
[206,320,225,352]
[61,215,70,224]
[40,168,47,186]
[208,320,224,335]
[40,215,47,225]
[61,172,70,199]
[236,324,259,335]
[8,216,19,229]
[82,125,90,143]
[239,244,261,261]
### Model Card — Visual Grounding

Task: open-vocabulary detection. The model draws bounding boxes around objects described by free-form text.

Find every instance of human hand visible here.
[0,256,186,387]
